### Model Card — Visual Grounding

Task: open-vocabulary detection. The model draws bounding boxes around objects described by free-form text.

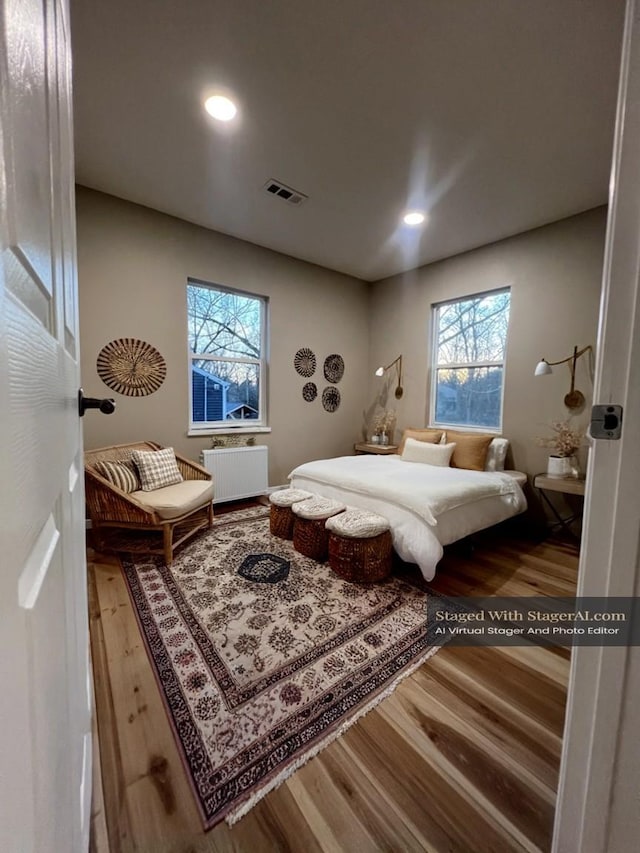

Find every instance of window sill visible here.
[430,424,502,435]
[188,426,272,437]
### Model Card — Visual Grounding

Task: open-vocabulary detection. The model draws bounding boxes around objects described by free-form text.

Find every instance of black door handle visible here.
[78,389,116,417]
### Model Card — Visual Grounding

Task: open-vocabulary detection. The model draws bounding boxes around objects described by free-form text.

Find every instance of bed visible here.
[289,454,527,580]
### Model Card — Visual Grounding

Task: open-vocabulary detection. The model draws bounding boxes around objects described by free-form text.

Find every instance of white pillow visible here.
[484,437,509,471]
[401,438,456,466]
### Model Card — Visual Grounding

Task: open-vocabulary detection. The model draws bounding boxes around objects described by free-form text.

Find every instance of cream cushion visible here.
[269,488,314,507]
[325,509,390,538]
[401,438,456,466]
[484,437,510,471]
[292,497,345,520]
[131,479,214,520]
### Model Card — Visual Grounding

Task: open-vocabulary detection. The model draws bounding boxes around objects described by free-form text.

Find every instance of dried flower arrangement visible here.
[537,420,586,457]
[211,434,258,449]
[372,409,396,439]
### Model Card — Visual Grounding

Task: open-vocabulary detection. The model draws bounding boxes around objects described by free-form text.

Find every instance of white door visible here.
[553,0,640,850]
[0,0,92,851]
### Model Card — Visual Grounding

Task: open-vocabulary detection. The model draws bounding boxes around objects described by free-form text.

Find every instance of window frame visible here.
[429,286,511,433]
[187,278,270,434]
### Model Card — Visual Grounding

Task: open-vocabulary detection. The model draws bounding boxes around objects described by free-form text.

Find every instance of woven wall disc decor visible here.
[97,338,167,397]
[322,386,341,412]
[323,354,344,384]
[302,382,317,402]
[294,348,316,377]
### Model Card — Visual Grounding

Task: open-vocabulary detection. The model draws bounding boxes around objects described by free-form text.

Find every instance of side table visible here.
[354,443,398,455]
[533,474,586,541]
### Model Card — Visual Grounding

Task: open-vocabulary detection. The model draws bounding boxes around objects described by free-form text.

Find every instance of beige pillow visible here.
[445,430,494,471]
[95,459,141,493]
[131,447,184,491]
[397,428,443,454]
[401,438,456,466]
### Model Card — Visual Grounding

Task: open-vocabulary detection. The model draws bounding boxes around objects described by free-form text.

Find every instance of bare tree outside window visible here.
[432,289,511,429]
[187,282,267,427]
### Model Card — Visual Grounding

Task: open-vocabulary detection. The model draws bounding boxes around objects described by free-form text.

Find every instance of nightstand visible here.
[534,474,586,541]
[354,443,398,455]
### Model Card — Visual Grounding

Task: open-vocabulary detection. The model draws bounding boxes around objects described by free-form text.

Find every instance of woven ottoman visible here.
[292,497,346,561]
[269,488,314,539]
[326,509,392,582]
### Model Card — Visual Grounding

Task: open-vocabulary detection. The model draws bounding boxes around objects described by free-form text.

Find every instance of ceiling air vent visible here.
[263,179,308,206]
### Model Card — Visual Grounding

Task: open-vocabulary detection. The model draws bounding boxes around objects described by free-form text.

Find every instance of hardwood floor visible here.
[88,513,578,853]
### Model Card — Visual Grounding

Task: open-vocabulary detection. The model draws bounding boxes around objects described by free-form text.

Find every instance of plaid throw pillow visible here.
[96,459,141,493]
[131,447,184,491]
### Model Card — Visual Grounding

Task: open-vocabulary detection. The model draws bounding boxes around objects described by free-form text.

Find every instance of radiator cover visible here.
[200,446,269,504]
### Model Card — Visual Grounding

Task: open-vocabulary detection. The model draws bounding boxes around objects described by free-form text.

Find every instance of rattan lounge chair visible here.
[84,441,214,564]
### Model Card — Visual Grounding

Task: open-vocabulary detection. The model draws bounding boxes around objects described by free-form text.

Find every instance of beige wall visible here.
[78,190,605,483]
[369,208,606,473]
[77,188,370,485]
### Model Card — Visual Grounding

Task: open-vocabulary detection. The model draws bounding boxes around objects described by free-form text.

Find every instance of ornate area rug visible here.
[121,505,440,828]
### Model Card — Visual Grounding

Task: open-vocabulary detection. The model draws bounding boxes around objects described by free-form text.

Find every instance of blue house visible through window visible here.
[191,366,229,423]
[191,366,260,423]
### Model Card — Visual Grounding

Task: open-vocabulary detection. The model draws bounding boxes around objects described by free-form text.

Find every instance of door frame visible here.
[553,0,640,849]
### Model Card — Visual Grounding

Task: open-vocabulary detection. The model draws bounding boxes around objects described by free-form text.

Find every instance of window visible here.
[187,280,268,430]
[431,288,511,430]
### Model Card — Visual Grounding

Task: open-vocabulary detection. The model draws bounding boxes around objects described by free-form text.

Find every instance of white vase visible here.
[547,455,574,477]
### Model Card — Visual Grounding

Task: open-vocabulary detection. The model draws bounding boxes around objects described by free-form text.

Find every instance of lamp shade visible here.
[534,359,553,377]
[375,366,384,376]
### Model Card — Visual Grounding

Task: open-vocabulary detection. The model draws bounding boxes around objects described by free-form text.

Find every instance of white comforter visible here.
[289,455,526,580]
[290,455,517,525]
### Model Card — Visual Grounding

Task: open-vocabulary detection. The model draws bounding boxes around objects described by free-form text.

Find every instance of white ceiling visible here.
[71,0,625,282]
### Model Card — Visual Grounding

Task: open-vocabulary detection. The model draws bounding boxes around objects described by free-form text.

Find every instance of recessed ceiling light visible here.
[403,211,426,226]
[204,95,237,122]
